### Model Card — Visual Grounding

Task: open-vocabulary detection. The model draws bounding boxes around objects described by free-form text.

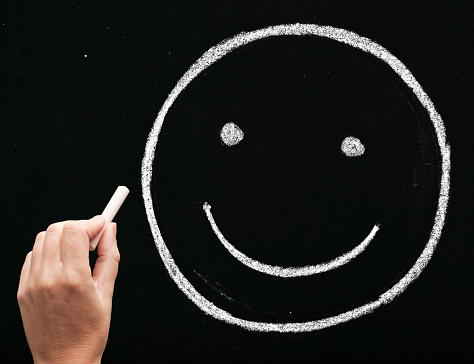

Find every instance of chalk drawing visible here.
[220,122,244,146]
[203,202,379,277]
[341,136,365,157]
[142,24,450,332]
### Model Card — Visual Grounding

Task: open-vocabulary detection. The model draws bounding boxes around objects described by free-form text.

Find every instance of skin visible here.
[17,216,120,364]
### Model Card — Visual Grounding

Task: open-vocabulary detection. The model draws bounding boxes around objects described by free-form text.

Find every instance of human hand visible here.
[17,216,120,364]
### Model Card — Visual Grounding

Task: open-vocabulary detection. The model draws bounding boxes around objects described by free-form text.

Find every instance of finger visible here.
[30,231,46,274]
[93,223,120,300]
[43,221,72,265]
[19,251,33,290]
[61,215,105,269]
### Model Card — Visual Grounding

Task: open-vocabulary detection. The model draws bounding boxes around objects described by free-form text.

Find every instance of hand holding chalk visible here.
[18,205,124,363]
[89,186,129,250]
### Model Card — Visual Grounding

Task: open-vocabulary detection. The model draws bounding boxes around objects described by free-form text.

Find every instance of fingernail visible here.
[112,222,117,237]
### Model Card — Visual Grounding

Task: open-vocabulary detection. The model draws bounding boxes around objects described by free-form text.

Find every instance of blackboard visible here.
[2,1,474,361]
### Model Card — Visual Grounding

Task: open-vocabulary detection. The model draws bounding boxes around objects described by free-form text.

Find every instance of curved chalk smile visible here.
[203,202,380,278]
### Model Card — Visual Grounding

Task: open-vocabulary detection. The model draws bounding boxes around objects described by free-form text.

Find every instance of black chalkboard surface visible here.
[2,1,474,362]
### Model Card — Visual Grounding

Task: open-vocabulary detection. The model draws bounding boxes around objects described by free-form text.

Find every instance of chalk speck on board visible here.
[220,122,244,146]
[341,136,365,157]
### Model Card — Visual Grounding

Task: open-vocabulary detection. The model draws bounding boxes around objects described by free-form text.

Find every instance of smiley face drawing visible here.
[142,24,450,332]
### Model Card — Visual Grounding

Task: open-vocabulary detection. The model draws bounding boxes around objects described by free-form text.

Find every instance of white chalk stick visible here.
[89,186,129,251]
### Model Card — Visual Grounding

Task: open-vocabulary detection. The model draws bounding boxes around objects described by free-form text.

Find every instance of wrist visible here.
[34,352,101,364]
[35,359,100,364]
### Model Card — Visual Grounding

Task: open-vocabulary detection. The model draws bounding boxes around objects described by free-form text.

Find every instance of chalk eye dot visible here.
[220,122,244,146]
[341,136,365,157]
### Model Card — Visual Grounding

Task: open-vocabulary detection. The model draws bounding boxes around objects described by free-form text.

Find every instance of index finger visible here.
[61,216,105,269]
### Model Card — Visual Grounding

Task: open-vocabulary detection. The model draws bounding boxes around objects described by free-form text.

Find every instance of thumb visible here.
[92,223,120,302]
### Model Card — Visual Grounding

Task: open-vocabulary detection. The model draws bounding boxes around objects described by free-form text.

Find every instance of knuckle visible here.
[17,283,34,303]
[63,221,85,237]
[111,250,121,264]
[37,277,56,293]
[46,222,62,233]
[25,250,33,260]
[35,231,46,242]
[64,277,84,291]
[62,222,89,242]
[17,289,25,303]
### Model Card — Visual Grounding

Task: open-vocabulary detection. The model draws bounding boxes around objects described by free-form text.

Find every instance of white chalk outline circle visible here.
[142,24,450,332]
